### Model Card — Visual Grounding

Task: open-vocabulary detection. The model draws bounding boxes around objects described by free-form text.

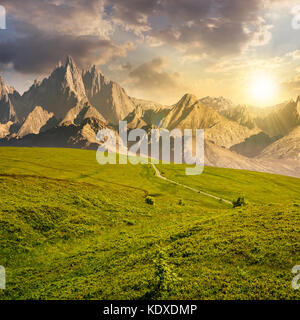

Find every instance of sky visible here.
[1,0,300,107]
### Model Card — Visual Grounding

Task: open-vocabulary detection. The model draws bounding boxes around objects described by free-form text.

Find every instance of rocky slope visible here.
[0,76,17,124]
[17,106,56,138]
[82,66,135,125]
[258,125,300,161]
[14,57,88,122]
[255,99,300,137]
[0,57,299,177]
[162,94,260,148]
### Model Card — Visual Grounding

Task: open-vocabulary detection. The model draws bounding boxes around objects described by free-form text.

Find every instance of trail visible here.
[151,163,232,205]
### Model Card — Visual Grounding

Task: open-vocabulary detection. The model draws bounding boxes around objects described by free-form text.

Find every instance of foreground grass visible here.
[0,147,299,299]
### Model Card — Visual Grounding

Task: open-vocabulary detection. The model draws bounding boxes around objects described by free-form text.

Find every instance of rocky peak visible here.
[82,65,135,124]
[0,75,17,124]
[62,56,86,99]
[176,93,198,108]
[17,106,56,138]
[0,75,8,98]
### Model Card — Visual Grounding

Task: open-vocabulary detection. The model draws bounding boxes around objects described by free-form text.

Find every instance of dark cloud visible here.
[0,0,273,74]
[128,57,182,90]
[0,27,134,74]
[0,0,133,73]
[109,0,271,56]
[109,0,157,34]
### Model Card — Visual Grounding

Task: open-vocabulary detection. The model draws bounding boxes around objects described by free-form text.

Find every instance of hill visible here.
[0,147,299,300]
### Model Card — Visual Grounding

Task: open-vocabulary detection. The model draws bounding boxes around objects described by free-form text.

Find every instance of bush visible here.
[232,196,246,208]
[145,196,155,205]
[145,249,180,299]
[178,199,185,206]
[123,219,135,226]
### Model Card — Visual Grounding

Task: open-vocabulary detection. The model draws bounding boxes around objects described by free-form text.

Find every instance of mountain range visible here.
[0,56,299,178]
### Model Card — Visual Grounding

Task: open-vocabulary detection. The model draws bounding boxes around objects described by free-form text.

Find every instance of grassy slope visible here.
[0,147,299,300]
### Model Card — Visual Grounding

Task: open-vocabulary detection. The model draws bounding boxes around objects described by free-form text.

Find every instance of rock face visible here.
[0,76,17,124]
[0,121,14,139]
[82,66,135,125]
[2,56,135,138]
[15,56,88,122]
[221,105,257,129]
[258,125,300,161]
[255,99,300,137]
[230,132,279,157]
[1,115,107,149]
[162,94,260,148]
[0,56,300,177]
[200,96,236,113]
[17,106,56,138]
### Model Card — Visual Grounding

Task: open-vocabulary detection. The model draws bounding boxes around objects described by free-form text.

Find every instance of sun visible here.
[247,72,278,105]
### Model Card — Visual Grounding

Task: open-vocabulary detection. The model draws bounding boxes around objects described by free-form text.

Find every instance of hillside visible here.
[0,147,299,300]
[258,125,300,160]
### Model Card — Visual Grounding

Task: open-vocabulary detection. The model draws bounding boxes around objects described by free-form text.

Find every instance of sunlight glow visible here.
[247,72,278,105]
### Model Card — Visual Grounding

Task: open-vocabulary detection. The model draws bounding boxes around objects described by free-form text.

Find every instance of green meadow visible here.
[0,147,299,299]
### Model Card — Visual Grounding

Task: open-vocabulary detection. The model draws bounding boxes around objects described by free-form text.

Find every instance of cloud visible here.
[114,57,187,103]
[128,57,182,90]
[109,0,156,35]
[286,50,300,60]
[282,74,300,92]
[207,56,285,74]
[2,0,112,38]
[0,0,278,75]
[109,0,273,57]
[0,0,134,73]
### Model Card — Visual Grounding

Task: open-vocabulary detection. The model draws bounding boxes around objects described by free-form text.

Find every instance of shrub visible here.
[145,196,155,205]
[123,219,135,226]
[178,199,185,206]
[153,249,180,297]
[232,196,246,208]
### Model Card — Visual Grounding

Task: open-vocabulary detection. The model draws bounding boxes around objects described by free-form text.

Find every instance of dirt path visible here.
[151,163,232,205]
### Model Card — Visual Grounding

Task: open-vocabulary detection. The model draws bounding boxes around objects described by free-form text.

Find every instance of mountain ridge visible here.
[0,56,299,178]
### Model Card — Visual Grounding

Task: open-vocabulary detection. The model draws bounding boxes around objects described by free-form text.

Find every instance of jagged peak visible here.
[33,79,41,87]
[175,93,198,108]
[83,64,104,77]
[91,65,97,73]
[0,75,9,97]
[65,55,76,68]
[0,75,5,86]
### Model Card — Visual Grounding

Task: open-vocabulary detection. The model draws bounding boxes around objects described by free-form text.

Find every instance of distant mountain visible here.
[17,106,56,138]
[82,66,135,125]
[0,57,300,177]
[200,96,236,112]
[15,57,88,122]
[1,116,107,149]
[255,99,300,137]
[125,99,171,129]
[0,76,17,124]
[0,56,137,139]
[221,105,257,129]
[230,132,279,157]
[162,94,260,148]
[258,125,300,161]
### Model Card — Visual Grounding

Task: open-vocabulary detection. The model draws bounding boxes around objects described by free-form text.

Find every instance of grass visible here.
[0,147,299,300]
